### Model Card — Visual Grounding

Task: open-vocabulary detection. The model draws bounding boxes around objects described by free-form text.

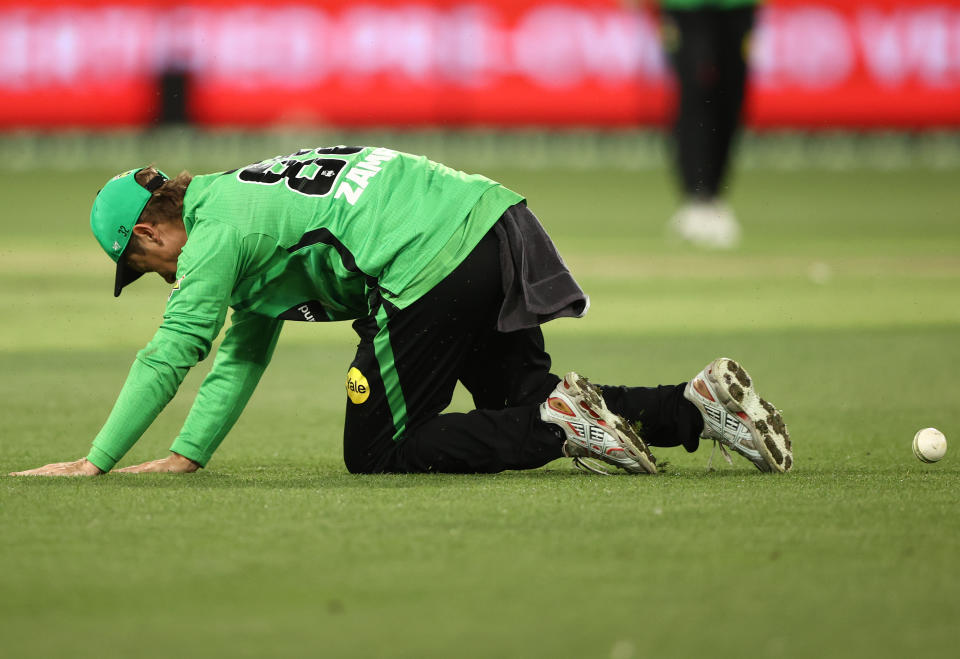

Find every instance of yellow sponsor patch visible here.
[168,275,185,300]
[346,366,370,404]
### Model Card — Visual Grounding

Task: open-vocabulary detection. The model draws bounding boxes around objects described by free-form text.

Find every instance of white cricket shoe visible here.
[669,200,741,249]
[684,358,792,473]
[541,372,657,475]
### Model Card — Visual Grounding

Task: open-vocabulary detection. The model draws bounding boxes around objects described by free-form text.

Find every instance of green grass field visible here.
[1,154,958,659]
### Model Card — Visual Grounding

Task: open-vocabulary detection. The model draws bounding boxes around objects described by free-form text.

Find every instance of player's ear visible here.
[131,223,159,244]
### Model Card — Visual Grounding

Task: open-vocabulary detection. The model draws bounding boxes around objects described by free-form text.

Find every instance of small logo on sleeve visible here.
[168,275,185,300]
[346,367,370,404]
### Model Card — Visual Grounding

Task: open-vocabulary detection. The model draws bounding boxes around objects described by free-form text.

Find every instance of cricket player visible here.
[660,0,761,248]
[10,146,791,477]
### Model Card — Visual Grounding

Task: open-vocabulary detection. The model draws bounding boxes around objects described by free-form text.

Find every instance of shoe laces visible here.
[706,439,734,471]
[571,456,615,475]
[563,443,616,476]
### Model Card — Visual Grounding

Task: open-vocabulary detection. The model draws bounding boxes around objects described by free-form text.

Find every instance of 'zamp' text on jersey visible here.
[334,148,399,206]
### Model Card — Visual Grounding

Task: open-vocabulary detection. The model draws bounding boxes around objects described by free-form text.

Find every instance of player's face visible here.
[124,221,187,284]
[124,248,177,283]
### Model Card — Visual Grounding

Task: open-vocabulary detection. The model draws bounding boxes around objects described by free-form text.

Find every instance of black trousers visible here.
[342,226,702,474]
[662,6,756,199]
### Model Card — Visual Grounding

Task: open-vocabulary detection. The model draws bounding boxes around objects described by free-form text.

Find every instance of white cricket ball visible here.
[913,427,947,463]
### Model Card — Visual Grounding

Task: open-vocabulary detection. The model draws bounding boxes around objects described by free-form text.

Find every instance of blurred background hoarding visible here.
[2,0,959,131]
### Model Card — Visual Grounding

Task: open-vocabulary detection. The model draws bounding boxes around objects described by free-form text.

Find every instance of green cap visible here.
[90,167,168,297]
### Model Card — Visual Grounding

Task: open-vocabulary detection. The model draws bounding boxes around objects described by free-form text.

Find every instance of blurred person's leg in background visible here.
[660,2,758,249]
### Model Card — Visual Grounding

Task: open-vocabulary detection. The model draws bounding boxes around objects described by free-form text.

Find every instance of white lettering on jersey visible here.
[334,147,398,206]
[335,181,362,205]
[346,167,377,188]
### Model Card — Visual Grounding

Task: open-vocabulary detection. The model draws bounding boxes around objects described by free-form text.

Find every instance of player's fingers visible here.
[115,460,160,473]
[9,463,64,476]
[10,466,69,476]
[13,459,103,477]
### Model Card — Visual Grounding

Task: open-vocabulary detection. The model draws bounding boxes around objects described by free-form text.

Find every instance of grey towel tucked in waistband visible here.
[493,201,590,333]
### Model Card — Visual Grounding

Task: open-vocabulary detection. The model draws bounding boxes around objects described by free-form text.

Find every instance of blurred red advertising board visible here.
[1,0,958,129]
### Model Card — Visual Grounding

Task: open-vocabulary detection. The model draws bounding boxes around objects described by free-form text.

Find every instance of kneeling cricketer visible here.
[11,146,792,477]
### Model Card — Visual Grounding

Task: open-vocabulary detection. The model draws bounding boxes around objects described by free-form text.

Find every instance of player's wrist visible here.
[80,458,105,475]
[169,451,202,471]
[85,447,116,473]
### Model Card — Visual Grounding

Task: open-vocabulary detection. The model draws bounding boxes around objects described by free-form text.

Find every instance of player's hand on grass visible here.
[9,458,104,477]
[114,452,201,474]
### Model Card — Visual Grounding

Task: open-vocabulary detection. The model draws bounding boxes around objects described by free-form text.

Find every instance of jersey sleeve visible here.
[86,221,243,472]
[168,310,283,466]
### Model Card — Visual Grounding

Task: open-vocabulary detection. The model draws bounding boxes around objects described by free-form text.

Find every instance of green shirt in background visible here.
[86,146,523,471]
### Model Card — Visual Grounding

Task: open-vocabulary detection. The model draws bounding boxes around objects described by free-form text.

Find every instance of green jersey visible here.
[86,147,523,471]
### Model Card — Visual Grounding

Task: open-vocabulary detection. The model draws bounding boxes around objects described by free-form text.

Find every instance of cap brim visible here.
[114,258,145,297]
